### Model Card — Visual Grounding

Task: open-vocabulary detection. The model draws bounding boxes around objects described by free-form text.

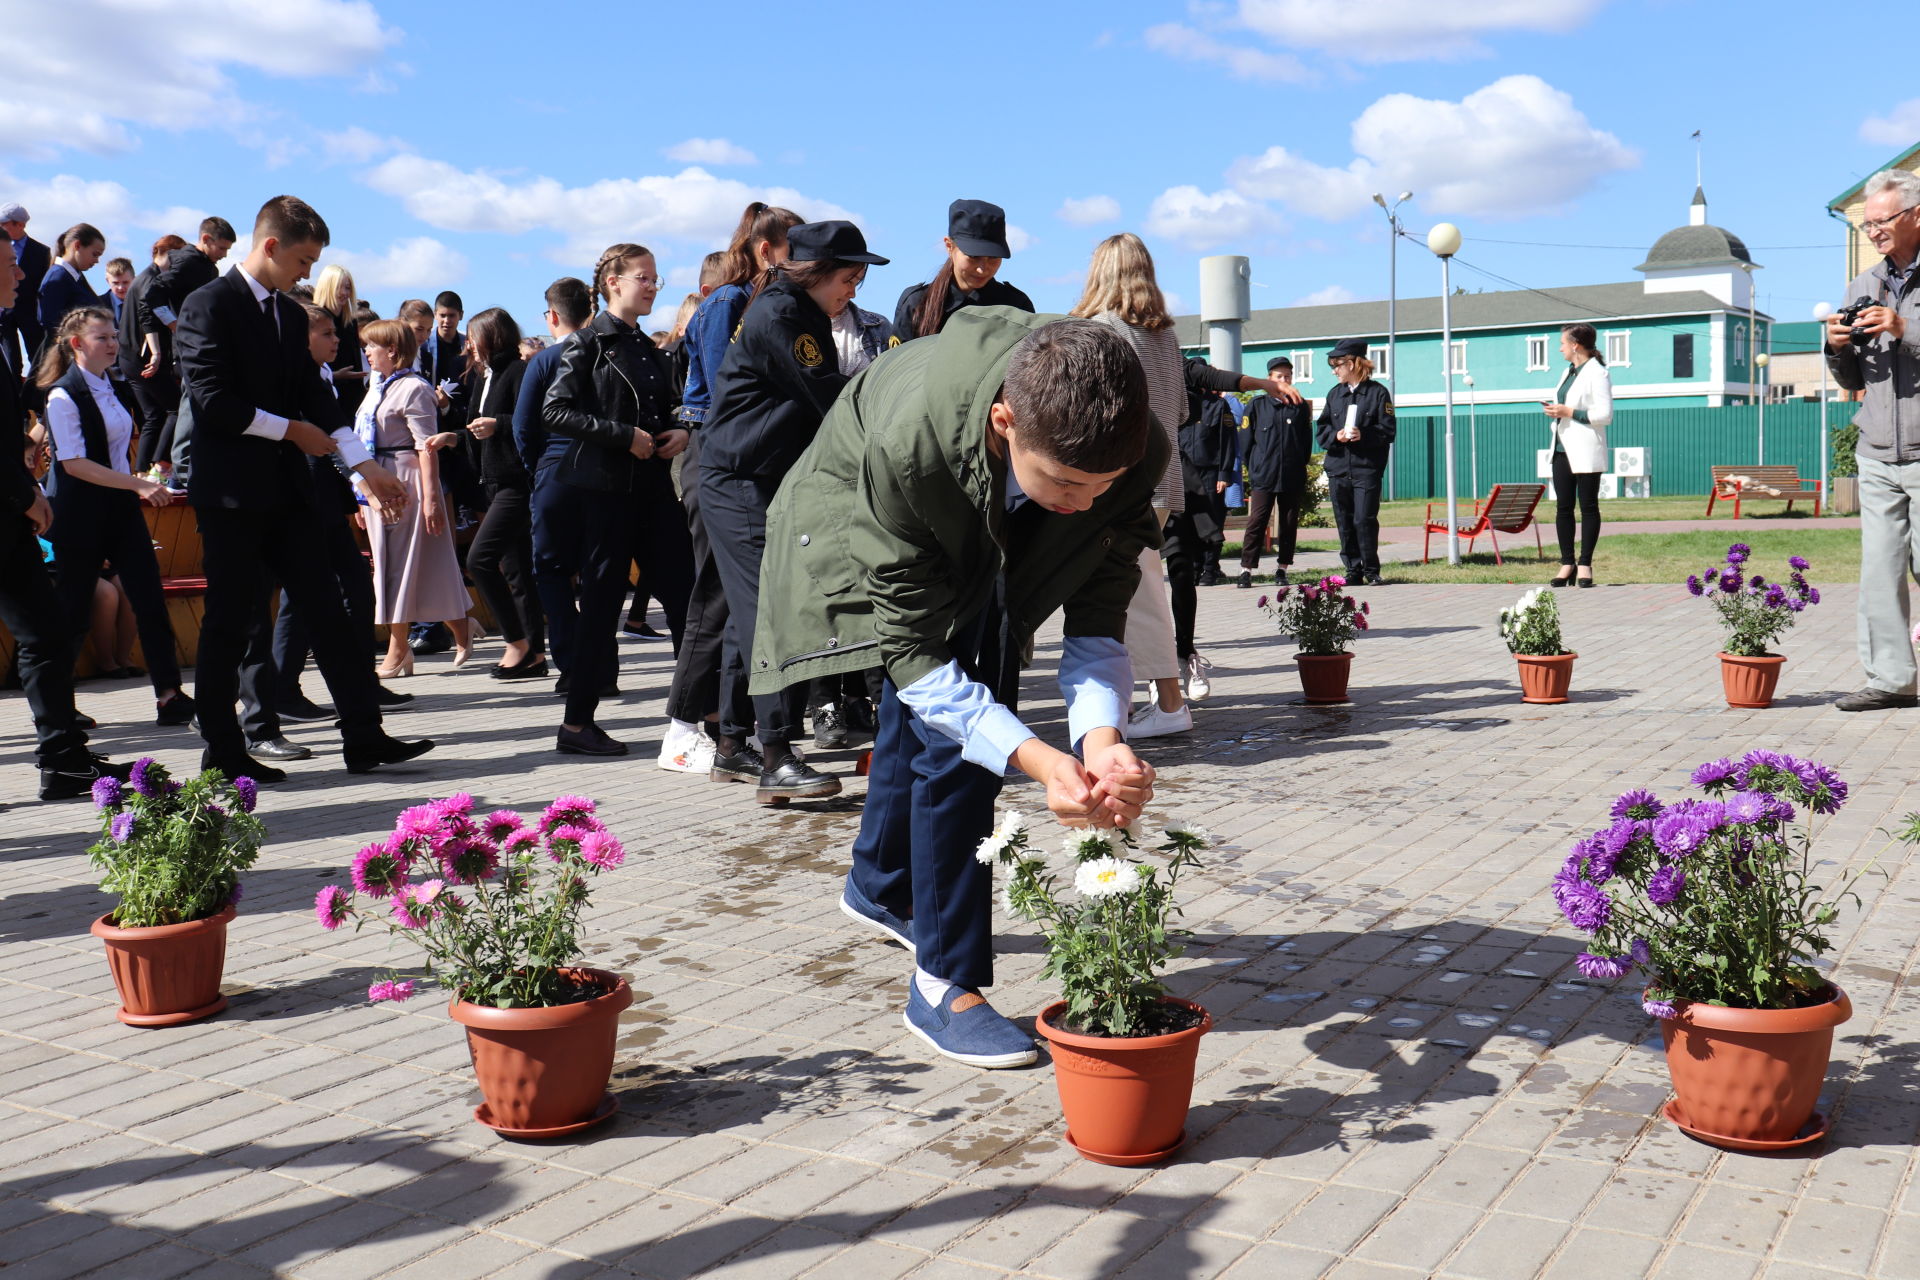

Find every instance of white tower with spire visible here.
[1636,186,1758,308]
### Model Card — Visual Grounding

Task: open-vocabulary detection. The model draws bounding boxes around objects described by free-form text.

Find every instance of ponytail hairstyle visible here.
[744,259,867,318]
[716,202,803,291]
[1068,233,1172,331]
[54,223,104,261]
[591,243,653,315]
[33,305,114,387]
[466,306,523,367]
[912,258,958,341]
[1561,322,1604,365]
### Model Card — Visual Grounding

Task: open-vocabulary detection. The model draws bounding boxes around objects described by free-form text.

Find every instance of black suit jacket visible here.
[116,265,157,378]
[153,247,219,325]
[175,270,336,512]
[0,359,38,516]
[34,263,99,343]
[2,236,52,368]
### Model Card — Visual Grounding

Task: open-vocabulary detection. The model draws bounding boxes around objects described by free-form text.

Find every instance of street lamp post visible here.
[1463,374,1479,499]
[1755,351,1770,464]
[1428,222,1464,565]
[1373,191,1412,504]
[1813,301,1833,510]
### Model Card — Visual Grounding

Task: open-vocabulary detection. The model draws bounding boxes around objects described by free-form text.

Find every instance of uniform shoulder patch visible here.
[731,321,743,343]
[793,333,824,368]
[887,334,901,349]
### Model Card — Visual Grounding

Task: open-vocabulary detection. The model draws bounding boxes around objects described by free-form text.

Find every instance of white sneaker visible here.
[657,727,717,774]
[1183,652,1213,702]
[1127,702,1193,739]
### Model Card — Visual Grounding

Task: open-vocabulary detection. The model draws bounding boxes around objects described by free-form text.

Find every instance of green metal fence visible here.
[1382,402,1852,501]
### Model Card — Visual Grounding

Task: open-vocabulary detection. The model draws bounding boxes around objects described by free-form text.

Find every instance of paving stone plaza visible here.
[3,576,1917,1280]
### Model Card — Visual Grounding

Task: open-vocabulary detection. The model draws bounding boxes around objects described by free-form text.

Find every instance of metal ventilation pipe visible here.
[1198,255,1251,375]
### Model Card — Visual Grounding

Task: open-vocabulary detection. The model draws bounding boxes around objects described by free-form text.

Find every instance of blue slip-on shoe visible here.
[904,983,1039,1069]
[839,874,915,952]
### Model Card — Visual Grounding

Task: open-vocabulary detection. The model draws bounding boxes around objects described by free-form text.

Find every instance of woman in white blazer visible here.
[1543,322,1612,587]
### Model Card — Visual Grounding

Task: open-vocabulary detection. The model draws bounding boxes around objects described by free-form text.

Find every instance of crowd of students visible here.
[0,193,1319,809]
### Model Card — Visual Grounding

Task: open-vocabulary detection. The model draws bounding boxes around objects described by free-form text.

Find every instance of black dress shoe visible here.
[756,758,843,805]
[38,756,133,801]
[375,684,413,709]
[155,692,197,727]
[73,713,97,731]
[621,622,665,639]
[493,656,550,681]
[1834,688,1920,712]
[843,697,877,743]
[812,704,848,750]
[343,735,435,774]
[709,744,766,785]
[1236,570,1253,589]
[1275,568,1289,586]
[246,736,314,761]
[277,695,333,723]
[1365,572,1386,587]
[200,750,287,785]
[556,723,628,756]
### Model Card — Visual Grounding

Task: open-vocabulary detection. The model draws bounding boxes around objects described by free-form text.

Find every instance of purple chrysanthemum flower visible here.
[232,776,257,813]
[1806,763,1849,814]
[1652,812,1708,859]
[110,811,136,842]
[1642,996,1677,1020]
[1788,598,1806,612]
[1724,791,1768,825]
[481,810,523,843]
[1647,864,1687,906]
[1719,571,1743,594]
[1610,789,1663,821]
[1255,594,1269,608]
[314,885,352,930]
[91,774,122,810]
[228,881,244,905]
[1557,880,1613,932]
[1630,938,1652,965]
[579,830,626,870]
[1685,574,1703,596]
[1726,543,1751,563]
[1807,586,1821,605]
[1764,584,1787,608]
[1576,951,1632,980]
[128,757,162,798]
[350,841,409,899]
[1691,757,1737,790]
[1788,555,1809,571]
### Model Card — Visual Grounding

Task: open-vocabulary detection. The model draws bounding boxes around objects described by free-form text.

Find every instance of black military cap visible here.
[787,220,889,266]
[1329,337,1368,361]
[947,199,1012,258]
[1266,355,1293,371]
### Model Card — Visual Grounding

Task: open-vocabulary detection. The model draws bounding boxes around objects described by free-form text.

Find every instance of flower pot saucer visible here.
[117,994,228,1028]
[1064,1127,1186,1167]
[475,1091,618,1140]
[1662,1100,1829,1152]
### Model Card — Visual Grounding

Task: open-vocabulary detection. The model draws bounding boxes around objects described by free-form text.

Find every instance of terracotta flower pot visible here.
[1295,652,1353,704]
[90,902,236,1027]
[1515,651,1577,704]
[449,966,632,1138]
[1658,984,1851,1150]
[1719,652,1785,709]
[1036,998,1212,1166]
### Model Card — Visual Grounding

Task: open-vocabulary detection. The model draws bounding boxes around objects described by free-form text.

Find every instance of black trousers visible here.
[0,515,88,768]
[1328,466,1384,578]
[664,434,751,735]
[532,481,635,727]
[468,484,545,651]
[699,467,803,747]
[1552,449,1603,567]
[237,513,376,739]
[48,489,182,697]
[195,504,382,756]
[629,468,694,652]
[1161,509,1201,660]
[1239,486,1302,568]
[129,371,179,473]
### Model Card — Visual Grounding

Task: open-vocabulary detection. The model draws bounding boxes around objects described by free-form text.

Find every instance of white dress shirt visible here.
[45,366,134,475]
[234,266,370,469]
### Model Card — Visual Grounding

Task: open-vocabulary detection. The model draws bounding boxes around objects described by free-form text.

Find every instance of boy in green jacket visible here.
[752,309,1165,1066]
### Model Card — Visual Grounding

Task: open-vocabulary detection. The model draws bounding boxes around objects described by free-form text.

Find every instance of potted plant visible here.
[87,759,263,1027]
[1259,574,1370,704]
[1499,587,1575,703]
[978,815,1214,1166]
[315,793,634,1138]
[1551,750,1904,1149]
[1687,544,1820,708]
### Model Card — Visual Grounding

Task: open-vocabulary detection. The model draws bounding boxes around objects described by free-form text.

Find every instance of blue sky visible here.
[4,1,1914,338]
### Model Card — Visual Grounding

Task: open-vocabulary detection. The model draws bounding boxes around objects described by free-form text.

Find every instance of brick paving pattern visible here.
[2,576,1916,1279]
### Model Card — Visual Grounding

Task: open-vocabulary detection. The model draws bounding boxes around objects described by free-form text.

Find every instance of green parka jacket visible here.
[748,307,1169,697]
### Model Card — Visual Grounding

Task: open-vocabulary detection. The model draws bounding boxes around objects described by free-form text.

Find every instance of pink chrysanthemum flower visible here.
[502,827,543,858]
[540,795,602,834]
[391,879,445,929]
[481,809,524,843]
[435,792,475,818]
[545,823,593,862]
[314,885,352,930]
[441,838,500,884]
[367,979,417,1003]
[579,830,626,871]
[351,842,409,899]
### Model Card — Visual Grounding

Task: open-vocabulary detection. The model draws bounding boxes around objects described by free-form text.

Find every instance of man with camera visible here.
[1829,169,1920,711]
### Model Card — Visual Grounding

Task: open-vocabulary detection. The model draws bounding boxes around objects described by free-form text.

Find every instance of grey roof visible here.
[1634,224,1757,272]
[1691,185,1707,206]
[1173,281,1767,347]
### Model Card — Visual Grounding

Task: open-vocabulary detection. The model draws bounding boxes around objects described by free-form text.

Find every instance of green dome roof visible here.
[1636,224,1756,273]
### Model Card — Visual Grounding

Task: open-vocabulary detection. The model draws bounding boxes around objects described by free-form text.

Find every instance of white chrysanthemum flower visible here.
[1075,856,1142,898]
[975,811,1031,865]
[1164,820,1215,846]
[974,834,1005,866]
[1062,831,1114,863]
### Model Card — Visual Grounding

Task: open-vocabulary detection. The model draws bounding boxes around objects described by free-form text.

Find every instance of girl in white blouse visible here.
[33,307,195,724]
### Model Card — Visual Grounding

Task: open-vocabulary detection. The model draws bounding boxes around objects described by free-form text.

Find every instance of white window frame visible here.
[1604,330,1631,368]
[1526,335,1550,371]
[1448,340,1468,376]
[1366,345,1390,379]
[1733,323,1747,366]
[1291,350,1314,383]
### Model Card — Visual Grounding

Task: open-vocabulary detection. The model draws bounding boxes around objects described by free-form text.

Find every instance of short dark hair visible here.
[253,195,329,248]
[396,298,433,322]
[434,290,464,314]
[1001,320,1151,473]
[544,277,591,327]
[200,216,236,243]
[298,300,334,329]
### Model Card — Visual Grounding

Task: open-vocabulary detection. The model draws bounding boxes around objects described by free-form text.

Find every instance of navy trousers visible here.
[530,479,635,727]
[0,515,89,768]
[847,601,1013,990]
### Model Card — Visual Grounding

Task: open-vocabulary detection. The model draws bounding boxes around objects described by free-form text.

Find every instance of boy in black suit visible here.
[173,194,431,782]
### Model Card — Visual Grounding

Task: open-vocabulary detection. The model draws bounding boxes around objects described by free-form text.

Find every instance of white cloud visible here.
[1057,195,1122,226]
[1231,0,1606,62]
[1292,284,1359,308]
[0,170,209,257]
[1145,186,1283,252]
[1162,289,1188,316]
[663,138,758,166]
[321,126,405,164]
[360,155,858,259]
[324,237,469,294]
[0,0,397,157]
[1230,75,1636,221]
[1005,224,1037,253]
[1861,99,1920,148]
[1143,22,1312,82]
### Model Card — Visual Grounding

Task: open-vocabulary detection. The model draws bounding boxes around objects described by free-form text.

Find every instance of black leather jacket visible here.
[539,311,679,493]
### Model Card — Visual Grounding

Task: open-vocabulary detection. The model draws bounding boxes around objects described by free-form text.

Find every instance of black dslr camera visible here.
[1836,297,1879,347]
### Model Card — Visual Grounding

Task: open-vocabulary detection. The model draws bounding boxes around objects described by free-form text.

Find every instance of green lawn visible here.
[1365,528,1859,586]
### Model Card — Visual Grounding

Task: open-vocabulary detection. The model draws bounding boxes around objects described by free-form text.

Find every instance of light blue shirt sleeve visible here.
[895,637,1133,775]
[1060,635,1131,749]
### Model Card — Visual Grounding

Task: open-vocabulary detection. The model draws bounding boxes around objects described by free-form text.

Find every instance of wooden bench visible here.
[1706,465,1823,519]
[1423,483,1548,564]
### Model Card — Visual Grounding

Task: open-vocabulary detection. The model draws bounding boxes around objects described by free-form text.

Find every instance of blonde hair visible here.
[33,306,115,387]
[360,317,418,366]
[1068,232,1172,331]
[313,263,357,318]
[591,242,653,313]
[667,292,701,343]
[1346,355,1375,383]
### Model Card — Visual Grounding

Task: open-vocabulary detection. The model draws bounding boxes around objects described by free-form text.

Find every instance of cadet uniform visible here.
[890,199,1034,342]
[1316,337,1396,583]
[1239,356,1315,582]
